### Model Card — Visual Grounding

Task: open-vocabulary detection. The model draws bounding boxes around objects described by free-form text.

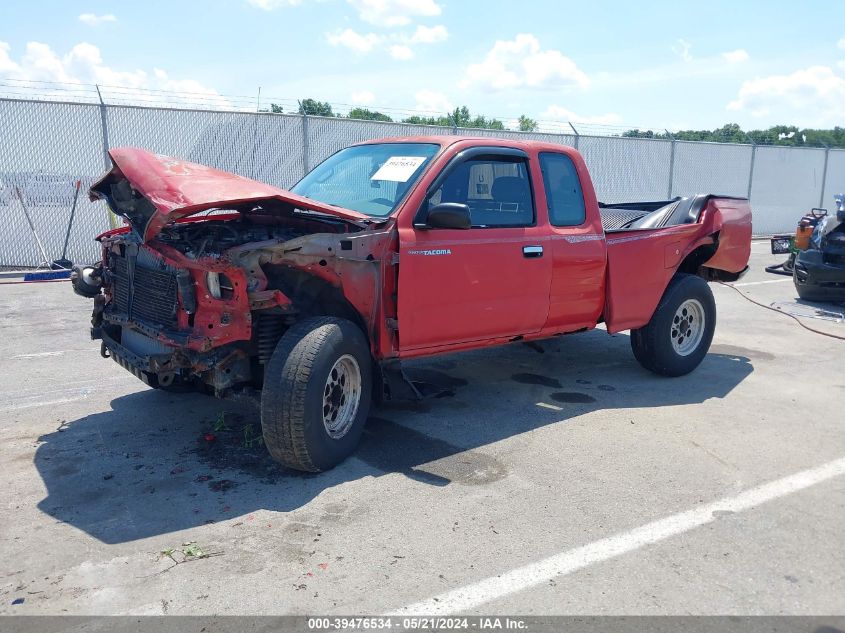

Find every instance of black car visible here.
[793,194,845,302]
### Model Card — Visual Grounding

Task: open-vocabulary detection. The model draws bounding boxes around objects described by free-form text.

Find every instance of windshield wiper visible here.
[293,207,375,228]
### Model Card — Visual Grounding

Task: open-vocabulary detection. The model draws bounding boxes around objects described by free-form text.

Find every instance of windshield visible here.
[291,143,440,217]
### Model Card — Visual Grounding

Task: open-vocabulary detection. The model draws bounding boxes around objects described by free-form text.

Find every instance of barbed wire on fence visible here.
[0,92,843,267]
[0,79,701,139]
[3,79,841,147]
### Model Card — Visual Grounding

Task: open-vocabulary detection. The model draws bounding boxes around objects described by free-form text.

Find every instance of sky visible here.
[1,0,845,133]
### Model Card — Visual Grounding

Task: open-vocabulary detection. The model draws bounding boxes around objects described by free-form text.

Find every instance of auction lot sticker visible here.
[371,157,427,182]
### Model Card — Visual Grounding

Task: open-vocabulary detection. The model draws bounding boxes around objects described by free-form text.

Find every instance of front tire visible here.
[630,274,716,377]
[260,317,372,472]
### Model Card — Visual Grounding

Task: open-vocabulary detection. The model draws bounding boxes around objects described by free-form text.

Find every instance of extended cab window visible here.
[540,152,586,227]
[429,158,534,227]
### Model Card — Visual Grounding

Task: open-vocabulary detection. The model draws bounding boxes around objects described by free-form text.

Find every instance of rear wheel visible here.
[260,316,372,472]
[630,274,716,377]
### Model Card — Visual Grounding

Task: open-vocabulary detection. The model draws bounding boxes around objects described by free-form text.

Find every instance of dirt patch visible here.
[710,344,775,362]
[360,417,508,485]
[511,373,562,388]
[550,392,597,404]
[188,412,290,484]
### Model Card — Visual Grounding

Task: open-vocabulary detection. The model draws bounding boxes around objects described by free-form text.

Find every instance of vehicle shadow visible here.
[35,329,756,544]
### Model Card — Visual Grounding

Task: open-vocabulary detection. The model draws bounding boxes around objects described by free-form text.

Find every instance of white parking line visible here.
[535,402,563,411]
[731,279,792,287]
[391,455,845,615]
[2,395,91,413]
[11,351,66,359]
[0,376,135,414]
[10,349,96,359]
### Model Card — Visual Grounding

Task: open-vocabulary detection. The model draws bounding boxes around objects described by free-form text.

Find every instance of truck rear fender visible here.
[698,197,752,275]
[603,197,751,333]
[604,227,714,333]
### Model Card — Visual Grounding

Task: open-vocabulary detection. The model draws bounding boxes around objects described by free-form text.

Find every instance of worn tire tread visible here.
[261,316,369,472]
[630,273,716,377]
[261,317,340,471]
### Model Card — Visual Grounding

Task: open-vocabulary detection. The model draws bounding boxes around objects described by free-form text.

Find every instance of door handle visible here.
[523,245,543,258]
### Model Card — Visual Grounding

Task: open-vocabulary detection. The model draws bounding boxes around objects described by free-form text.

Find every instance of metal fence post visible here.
[301,113,310,174]
[251,111,259,181]
[666,132,676,199]
[819,145,830,208]
[95,85,118,229]
[747,142,757,201]
[95,85,110,171]
[569,122,579,150]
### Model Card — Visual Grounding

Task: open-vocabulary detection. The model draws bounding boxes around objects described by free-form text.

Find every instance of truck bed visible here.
[602,195,752,333]
[599,195,746,232]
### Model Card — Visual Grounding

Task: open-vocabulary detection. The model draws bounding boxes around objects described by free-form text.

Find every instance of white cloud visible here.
[246,0,302,9]
[326,28,382,53]
[722,49,749,63]
[0,42,19,75]
[410,24,447,43]
[414,89,452,114]
[463,34,588,92]
[0,40,231,108]
[539,105,622,128]
[78,13,117,26]
[347,0,441,27]
[350,90,376,104]
[673,38,692,62]
[838,37,845,50]
[727,65,845,126]
[389,44,414,60]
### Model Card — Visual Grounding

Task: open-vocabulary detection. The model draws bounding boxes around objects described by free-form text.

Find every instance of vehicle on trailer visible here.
[72,137,752,471]
[769,194,845,302]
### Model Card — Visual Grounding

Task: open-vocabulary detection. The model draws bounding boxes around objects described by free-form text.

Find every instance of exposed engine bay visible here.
[72,192,390,399]
[154,215,332,258]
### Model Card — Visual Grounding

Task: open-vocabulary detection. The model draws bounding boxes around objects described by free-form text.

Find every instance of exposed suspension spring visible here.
[257,313,285,364]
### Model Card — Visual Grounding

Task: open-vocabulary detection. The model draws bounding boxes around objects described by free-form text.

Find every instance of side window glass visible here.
[540,152,586,227]
[429,158,534,227]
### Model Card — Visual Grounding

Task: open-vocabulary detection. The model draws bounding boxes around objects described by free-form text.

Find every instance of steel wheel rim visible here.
[671,299,705,356]
[322,354,361,439]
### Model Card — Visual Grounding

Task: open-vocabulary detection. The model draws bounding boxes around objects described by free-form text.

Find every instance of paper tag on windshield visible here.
[370,156,427,182]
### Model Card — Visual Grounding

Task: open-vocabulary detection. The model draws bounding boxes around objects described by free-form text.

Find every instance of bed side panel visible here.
[604,225,701,333]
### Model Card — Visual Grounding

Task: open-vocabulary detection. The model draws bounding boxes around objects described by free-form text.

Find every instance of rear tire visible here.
[630,274,716,377]
[260,317,372,472]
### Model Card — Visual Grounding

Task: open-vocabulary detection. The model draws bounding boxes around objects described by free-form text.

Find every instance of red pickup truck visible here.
[73,137,751,471]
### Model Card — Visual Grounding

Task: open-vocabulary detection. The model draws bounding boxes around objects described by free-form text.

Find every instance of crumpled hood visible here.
[90,147,371,241]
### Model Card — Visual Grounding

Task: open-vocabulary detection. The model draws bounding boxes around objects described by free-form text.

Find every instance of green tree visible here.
[401,105,504,130]
[622,123,845,149]
[347,107,393,122]
[517,115,539,132]
[269,103,284,113]
[298,98,334,117]
[402,115,440,125]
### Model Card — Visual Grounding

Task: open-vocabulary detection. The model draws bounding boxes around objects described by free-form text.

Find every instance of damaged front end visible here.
[78,148,397,395]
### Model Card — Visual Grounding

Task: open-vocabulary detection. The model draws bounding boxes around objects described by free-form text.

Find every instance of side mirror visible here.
[423,202,471,230]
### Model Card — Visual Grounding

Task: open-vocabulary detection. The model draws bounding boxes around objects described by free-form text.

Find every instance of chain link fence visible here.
[2,96,843,267]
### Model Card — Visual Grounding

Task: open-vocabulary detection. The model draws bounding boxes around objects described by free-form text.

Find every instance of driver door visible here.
[397,149,552,351]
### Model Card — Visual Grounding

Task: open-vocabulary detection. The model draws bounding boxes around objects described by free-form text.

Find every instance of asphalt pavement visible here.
[1,240,843,615]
